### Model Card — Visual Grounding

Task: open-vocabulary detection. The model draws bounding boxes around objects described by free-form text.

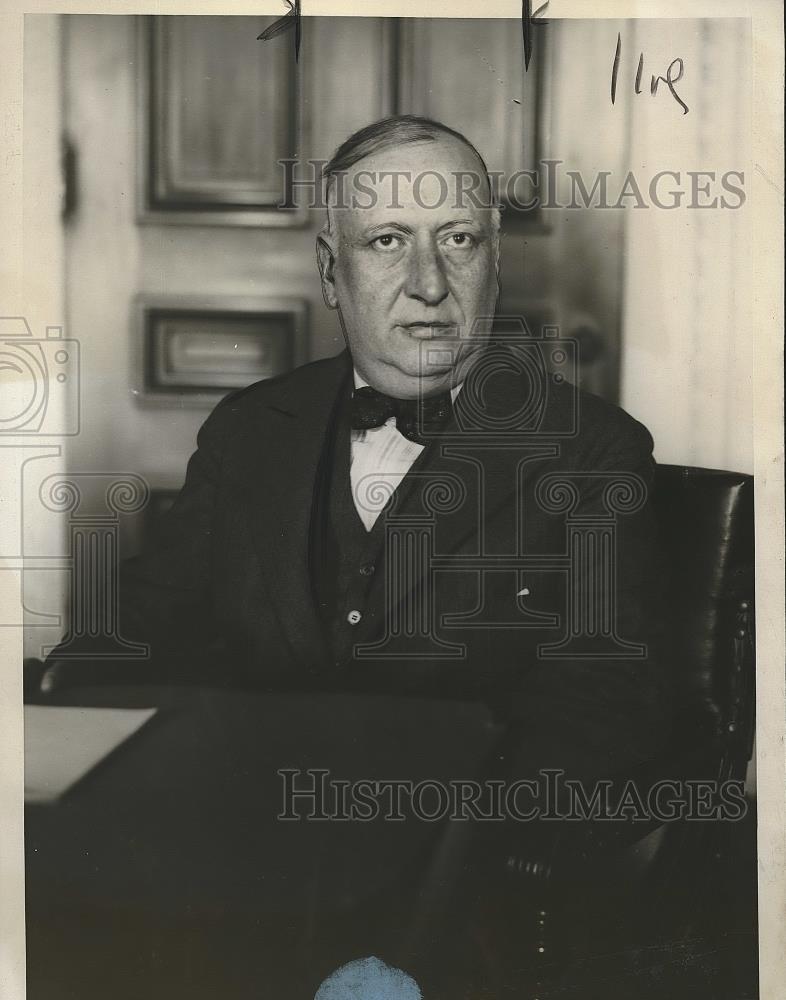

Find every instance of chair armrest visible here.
[500,734,749,894]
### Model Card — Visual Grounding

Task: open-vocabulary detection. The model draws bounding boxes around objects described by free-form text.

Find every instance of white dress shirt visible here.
[350,371,462,532]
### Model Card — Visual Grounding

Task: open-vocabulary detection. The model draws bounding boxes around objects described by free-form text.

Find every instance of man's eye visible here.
[443,232,475,249]
[371,234,403,251]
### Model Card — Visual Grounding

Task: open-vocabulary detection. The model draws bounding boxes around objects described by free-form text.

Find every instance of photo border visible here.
[1,4,782,999]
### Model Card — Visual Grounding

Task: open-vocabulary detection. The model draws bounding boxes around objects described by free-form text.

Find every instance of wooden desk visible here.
[25,684,758,999]
[25,684,499,999]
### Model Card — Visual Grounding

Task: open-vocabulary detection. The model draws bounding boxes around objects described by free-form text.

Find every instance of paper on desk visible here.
[24,705,157,804]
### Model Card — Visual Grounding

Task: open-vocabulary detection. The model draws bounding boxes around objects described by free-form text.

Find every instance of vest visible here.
[310,385,389,668]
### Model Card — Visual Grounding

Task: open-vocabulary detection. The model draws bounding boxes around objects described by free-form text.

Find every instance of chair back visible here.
[651,465,755,765]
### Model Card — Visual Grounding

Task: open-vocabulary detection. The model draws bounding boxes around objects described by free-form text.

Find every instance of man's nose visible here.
[405,239,448,306]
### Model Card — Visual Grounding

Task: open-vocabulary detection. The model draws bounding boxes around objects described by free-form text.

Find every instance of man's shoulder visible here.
[576,383,653,447]
[547,380,655,467]
[471,342,653,461]
[208,351,349,421]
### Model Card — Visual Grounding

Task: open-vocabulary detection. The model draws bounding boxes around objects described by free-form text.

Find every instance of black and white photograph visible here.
[0,3,783,999]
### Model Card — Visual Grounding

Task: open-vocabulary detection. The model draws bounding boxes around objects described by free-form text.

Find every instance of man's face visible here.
[317,137,500,398]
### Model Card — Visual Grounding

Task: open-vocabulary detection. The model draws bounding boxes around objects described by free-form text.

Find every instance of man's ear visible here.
[316,232,339,310]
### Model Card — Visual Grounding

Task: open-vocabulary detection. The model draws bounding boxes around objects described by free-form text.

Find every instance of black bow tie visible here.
[350,386,453,444]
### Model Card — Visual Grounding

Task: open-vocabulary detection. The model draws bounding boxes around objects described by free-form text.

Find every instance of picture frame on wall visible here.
[134,294,309,407]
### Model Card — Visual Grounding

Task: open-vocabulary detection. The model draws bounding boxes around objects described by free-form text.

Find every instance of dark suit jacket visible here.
[57,343,668,782]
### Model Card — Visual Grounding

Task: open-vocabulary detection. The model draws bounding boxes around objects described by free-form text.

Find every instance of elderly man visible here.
[86,116,663,759]
[45,114,668,992]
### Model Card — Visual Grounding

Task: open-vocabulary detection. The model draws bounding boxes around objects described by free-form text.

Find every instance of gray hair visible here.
[321,114,501,236]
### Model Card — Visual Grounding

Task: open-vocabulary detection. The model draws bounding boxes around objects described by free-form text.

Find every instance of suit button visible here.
[347,610,362,625]
[360,563,375,576]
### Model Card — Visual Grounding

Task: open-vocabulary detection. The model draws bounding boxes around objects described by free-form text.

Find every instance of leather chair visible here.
[652,465,755,762]
[400,464,756,988]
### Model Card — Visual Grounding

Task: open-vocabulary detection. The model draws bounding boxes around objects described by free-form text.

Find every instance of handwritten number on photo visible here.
[611,31,689,115]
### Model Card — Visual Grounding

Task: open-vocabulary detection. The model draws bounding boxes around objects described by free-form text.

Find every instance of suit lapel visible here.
[239,342,561,662]
[242,352,352,673]
[356,351,560,644]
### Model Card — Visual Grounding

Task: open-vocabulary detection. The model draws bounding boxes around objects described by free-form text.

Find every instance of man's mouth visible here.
[401,322,458,339]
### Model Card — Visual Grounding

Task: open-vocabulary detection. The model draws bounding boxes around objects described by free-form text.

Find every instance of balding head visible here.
[322,114,499,233]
